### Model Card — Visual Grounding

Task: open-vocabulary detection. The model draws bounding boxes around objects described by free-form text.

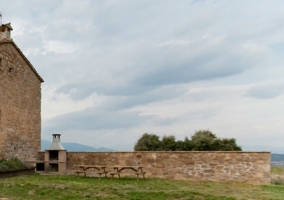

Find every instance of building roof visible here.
[0,39,44,82]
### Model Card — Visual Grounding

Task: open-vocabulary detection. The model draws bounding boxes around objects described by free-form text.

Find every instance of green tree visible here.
[191,130,217,151]
[134,133,161,151]
[212,138,242,151]
[134,130,242,151]
[183,137,193,151]
[175,140,185,151]
[191,130,242,151]
[175,137,193,151]
[160,135,176,151]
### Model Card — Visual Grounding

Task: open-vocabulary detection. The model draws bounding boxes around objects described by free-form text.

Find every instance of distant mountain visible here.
[271,154,284,162]
[242,145,284,154]
[41,140,115,152]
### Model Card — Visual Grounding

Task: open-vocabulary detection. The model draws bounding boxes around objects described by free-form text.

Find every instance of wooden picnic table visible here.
[110,166,146,180]
[75,165,108,179]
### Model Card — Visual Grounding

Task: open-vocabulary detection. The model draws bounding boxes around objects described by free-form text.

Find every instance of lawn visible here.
[0,174,283,200]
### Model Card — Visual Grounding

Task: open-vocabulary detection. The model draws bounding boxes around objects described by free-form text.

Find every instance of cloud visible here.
[42,106,179,137]
[246,83,284,99]
[43,108,150,134]
[53,34,265,103]
[43,40,80,54]
[100,85,187,111]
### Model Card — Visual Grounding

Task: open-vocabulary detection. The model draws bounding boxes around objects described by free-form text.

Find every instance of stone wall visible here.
[41,151,270,184]
[0,41,42,161]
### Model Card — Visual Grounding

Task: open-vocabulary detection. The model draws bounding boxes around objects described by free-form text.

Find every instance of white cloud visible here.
[158,39,192,47]
[43,40,80,54]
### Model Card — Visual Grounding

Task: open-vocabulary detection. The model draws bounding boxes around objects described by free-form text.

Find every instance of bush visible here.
[272,180,284,186]
[0,158,27,171]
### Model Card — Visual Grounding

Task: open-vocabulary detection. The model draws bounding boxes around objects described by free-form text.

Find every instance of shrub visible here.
[272,180,284,186]
[0,158,27,171]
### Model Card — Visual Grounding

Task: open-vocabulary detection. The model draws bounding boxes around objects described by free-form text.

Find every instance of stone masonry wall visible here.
[45,151,270,184]
[0,41,42,161]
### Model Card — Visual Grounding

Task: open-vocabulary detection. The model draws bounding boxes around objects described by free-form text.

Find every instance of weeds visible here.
[271,166,284,175]
[0,157,27,171]
[272,180,283,186]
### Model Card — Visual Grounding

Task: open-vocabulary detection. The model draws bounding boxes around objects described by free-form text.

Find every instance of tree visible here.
[212,138,242,151]
[191,130,217,151]
[176,137,193,151]
[191,130,242,151]
[134,133,161,151]
[134,130,242,151]
[160,135,176,151]
[175,140,185,151]
[182,137,193,151]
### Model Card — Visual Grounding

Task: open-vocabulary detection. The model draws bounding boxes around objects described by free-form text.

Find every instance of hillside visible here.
[271,154,284,162]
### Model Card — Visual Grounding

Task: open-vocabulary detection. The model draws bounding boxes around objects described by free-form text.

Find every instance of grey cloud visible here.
[54,81,154,101]
[53,35,261,108]
[55,84,95,101]
[246,83,284,99]
[154,117,180,126]
[54,32,260,98]
[132,40,254,87]
[43,108,154,135]
[101,86,186,111]
[55,83,186,111]
[13,0,268,103]
[42,106,180,137]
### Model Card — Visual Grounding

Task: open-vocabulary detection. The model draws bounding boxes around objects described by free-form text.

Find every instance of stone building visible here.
[0,23,43,161]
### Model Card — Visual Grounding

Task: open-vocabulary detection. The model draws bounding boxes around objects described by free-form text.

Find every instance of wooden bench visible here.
[74,165,107,179]
[75,171,86,177]
[110,166,146,180]
[110,172,121,178]
[98,171,108,179]
[135,171,146,179]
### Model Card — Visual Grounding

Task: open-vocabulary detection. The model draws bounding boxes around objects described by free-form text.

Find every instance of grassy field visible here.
[0,174,283,200]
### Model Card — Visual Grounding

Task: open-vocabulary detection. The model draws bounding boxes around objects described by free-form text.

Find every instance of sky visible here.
[1,0,284,152]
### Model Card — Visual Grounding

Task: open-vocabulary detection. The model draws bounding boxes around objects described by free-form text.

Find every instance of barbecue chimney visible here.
[48,134,65,150]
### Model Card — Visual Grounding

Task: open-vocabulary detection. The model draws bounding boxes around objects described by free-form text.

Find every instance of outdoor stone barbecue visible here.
[44,134,67,173]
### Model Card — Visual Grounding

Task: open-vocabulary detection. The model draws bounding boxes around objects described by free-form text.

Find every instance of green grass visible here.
[271,166,284,186]
[0,158,27,171]
[0,175,283,200]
